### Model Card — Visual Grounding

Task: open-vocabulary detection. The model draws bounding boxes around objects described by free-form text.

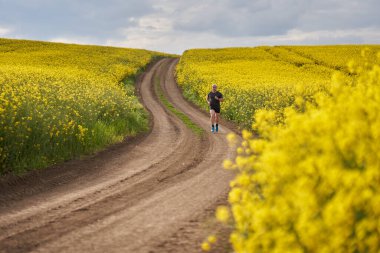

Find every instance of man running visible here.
[206,84,223,133]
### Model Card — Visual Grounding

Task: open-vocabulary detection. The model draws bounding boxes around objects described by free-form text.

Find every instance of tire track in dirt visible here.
[0,58,239,253]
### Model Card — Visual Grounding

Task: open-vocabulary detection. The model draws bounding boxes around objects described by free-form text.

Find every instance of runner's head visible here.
[212,84,217,91]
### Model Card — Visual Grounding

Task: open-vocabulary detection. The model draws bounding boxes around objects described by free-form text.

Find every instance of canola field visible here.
[183,47,380,252]
[176,45,380,128]
[0,38,165,174]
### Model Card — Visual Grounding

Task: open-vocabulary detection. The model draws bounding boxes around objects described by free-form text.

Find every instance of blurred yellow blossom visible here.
[178,46,380,252]
[201,241,211,251]
[216,206,230,223]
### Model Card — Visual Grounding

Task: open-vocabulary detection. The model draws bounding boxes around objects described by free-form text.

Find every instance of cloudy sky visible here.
[0,0,379,54]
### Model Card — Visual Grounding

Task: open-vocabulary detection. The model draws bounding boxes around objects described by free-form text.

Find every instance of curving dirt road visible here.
[0,58,239,253]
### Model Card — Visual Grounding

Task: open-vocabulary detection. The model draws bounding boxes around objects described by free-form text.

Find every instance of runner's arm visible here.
[216,93,224,102]
[206,94,210,105]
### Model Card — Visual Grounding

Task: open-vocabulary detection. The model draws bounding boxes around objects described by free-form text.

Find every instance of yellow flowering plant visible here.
[224,52,380,252]
[0,38,167,173]
[185,46,380,252]
[176,46,379,129]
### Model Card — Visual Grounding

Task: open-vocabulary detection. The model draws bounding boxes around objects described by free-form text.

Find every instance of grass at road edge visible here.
[154,77,204,136]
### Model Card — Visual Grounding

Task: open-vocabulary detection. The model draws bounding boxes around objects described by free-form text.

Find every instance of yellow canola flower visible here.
[223,159,234,170]
[0,38,166,173]
[229,56,380,252]
[226,132,238,147]
[176,45,379,129]
[207,235,217,244]
[177,45,380,253]
[215,205,230,223]
[228,187,242,203]
[201,241,211,251]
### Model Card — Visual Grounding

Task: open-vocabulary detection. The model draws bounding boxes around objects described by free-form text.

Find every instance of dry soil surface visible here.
[0,58,240,253]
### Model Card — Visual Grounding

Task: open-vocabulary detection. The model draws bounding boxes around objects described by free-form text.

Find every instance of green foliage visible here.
[154,77,204,136]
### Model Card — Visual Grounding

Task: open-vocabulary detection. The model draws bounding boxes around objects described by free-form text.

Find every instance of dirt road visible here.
[0,58,239,253]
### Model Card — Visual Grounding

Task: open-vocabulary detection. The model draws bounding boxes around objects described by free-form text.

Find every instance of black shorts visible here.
[210,106,220,113]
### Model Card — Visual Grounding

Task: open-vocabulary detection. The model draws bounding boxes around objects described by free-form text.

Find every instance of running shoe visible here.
[216,125,219,132]
[211,126,214,133]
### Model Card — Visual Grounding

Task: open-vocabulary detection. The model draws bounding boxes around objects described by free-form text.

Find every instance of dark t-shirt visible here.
[208,91,223,108]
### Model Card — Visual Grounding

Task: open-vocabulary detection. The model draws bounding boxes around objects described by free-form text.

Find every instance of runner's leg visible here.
[215,113,220,132]
[210,109,216,132]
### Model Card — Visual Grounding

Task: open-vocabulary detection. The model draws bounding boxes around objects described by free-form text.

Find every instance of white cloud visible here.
[137,15,173,32]
[0,26,11,36]
[106,27,380,54]
[264,27,380,44]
